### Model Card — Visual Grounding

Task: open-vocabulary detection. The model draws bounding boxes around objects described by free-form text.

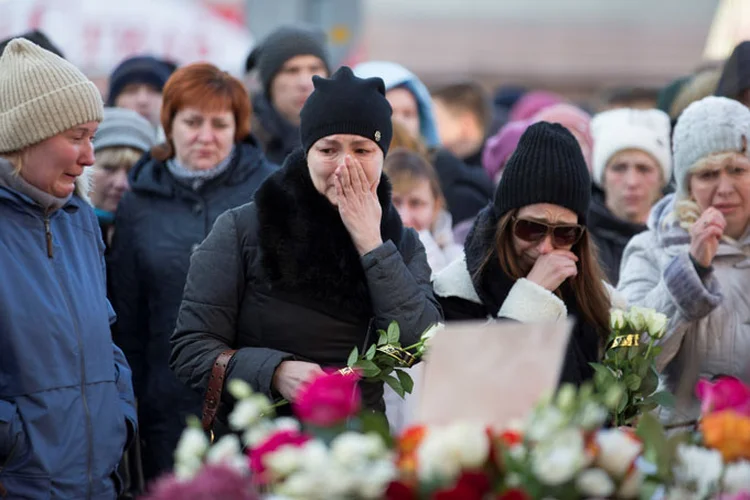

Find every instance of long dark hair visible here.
[476,211,611,343]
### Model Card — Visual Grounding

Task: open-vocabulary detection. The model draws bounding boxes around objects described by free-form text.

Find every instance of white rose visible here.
[174,426,209,469]
[526,407,567,442]
[358,460,398,499]
[645,311,668,339]
[618,468,644,499]
[595,429,642,478]
[673,445,724,497]
[228,397,267,431]
[227,378,254,400]
[575,468,615,497]
[417,431,461,481]
[444,422,490,469]
[319,464,358,497]
[173,457,203,481]
[626,307,647,331]
[578,402,609,431]
[205,434,242,466]
[298,440,330,469]
[532,428,587,486]
[723,460,750,493]
[610,309,626,331]
[242,420,275,447]
[274,417,301,432]
[331,432,386,465]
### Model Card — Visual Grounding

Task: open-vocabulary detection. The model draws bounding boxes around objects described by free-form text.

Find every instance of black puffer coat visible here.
[109,137,276,481]
[170,149,442,416]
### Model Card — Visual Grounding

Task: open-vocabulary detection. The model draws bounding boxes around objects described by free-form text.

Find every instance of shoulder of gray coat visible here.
[432,253,482,304]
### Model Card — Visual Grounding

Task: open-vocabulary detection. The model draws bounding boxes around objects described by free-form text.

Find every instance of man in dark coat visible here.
[246,25,331,164]
[715,40,750,107]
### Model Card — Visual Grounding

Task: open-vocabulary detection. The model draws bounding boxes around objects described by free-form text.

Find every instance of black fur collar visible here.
[254,148,404,320]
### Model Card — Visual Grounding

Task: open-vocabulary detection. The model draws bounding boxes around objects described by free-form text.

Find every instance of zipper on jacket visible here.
[48,257,95,498]
[44,216,53,258]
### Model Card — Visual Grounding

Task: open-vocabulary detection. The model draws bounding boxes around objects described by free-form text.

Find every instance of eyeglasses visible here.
[512,217,585,247]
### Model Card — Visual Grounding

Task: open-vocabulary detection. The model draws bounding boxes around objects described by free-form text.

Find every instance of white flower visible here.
[265,446,305,478]
[532,428,587,486]
[576,468,615,497]
[610,309,627,331]
[645,311,668,339]
[595,429,643,478]
[276,470,324,499]
[673,444,724,497]
[421,322,444,342]
[274,417,301,432]
[228,396,268,431]
[626,307,647,331]
[322,465,358,497]
[358,460,398,499]
[556,384,577,413]
[227,378,254,400]
[526,407,567,442]
[298,440,330,468]
[173,457,203,481]
[205,434,245,475]
[242,420,275,447]
[417,423,489,480]
[618,468,644,499]
[331,432,386,465]
[174,426,209,472]
[723,460,750,493]
[578,402,609,431]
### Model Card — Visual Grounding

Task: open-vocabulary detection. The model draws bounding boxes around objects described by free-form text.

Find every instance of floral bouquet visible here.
[591,306,675,427]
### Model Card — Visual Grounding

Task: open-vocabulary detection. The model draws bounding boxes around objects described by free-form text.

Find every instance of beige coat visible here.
[618,194,750,424]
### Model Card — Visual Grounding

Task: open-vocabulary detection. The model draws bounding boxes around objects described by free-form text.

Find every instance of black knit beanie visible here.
[245,25,330,98]
[299,66,393,156]
[494,121,591,224]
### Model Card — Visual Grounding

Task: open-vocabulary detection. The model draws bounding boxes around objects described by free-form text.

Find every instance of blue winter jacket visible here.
[0,177,137,499]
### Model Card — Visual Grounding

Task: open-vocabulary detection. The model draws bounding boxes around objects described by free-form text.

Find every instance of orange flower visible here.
[701,411,750,462]
[395,425,428,479]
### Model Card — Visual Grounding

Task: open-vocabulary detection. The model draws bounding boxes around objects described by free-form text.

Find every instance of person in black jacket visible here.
[715,40,750,107]
[109,63,276,483]
[433,122,611,387]
[170,67,442,421]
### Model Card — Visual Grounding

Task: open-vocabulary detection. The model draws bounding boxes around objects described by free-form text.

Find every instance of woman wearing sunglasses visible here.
[434,122,611,385]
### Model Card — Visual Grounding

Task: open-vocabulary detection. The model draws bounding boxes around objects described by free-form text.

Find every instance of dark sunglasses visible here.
[512,217,585,247]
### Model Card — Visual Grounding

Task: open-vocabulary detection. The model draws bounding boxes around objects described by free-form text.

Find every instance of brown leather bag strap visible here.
[202,349,238,433]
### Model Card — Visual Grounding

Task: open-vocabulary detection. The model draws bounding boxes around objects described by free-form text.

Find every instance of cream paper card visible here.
[414,319,573,429]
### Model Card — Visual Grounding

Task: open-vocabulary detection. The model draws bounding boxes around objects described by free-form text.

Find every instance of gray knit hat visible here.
[0,38,103,153]
[94,107,156,154]
[672,96,750,199]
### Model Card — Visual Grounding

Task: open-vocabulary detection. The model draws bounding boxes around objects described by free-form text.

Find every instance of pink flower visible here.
[696,377,750,416]
[247,429,311,482]
[717,492,750,500]
[144,464,258,500]
[293,370,361,427]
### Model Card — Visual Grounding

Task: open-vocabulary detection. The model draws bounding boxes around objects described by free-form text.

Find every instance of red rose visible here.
[385,480,417,500]
[433,471,491,500]
[497,488,531,500]
[247,430,310,482]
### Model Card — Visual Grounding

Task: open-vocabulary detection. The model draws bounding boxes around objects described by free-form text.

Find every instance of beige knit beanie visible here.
[0,38,103,154]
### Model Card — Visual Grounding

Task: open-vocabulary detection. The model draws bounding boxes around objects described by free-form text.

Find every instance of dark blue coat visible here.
[0,177,136,499]
[109,138,276,481]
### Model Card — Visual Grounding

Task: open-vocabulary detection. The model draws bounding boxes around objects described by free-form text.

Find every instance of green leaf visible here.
[377,330,389,346]
[636,413,669,476]
[590,363,616,383]
[384,374,405,398]
[396,369,414,394]
[387,321,400,344]
[624,374,642,391]
[617,393,629,414]
[347,347,359,368]
[365,343,377,361]
[640,369,659,396]
[649,390,676,409]
[354,360,381,378]
[639,480,661,500]
[360,411,393,448]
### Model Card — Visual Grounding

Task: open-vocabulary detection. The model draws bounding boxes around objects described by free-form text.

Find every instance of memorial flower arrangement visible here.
[144,316,750,499]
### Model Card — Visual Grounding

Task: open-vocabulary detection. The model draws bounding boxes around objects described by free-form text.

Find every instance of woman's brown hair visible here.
[477,211,611,342]
[151,63,251,161]
[384,148,446,211]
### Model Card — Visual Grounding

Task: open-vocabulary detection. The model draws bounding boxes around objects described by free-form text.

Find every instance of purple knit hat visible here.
[482,119,531,183]
[508,90,564,121]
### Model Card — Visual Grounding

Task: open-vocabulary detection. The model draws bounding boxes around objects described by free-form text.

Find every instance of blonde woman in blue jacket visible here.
[0,40,136,498]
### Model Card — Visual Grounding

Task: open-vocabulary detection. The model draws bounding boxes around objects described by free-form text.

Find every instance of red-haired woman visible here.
[109,63,276,482]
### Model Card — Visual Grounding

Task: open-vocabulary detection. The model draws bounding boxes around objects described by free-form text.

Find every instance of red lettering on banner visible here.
[82,24,102,69]
[27,4,45,30]
[118,27,146,58]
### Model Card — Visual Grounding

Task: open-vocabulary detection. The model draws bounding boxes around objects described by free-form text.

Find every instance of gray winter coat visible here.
[618,194,750,424]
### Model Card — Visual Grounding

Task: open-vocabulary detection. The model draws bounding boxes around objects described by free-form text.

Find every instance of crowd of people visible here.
[0,23,749,499]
